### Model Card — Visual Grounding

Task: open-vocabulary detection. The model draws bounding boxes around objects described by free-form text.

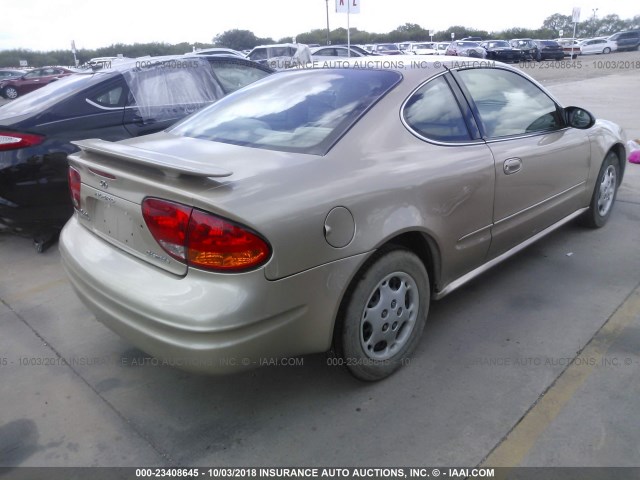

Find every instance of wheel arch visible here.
[330,230,442,352]
[609,142,626,185]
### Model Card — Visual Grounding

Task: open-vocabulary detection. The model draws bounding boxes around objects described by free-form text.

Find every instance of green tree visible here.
[542,13,573,32]
[213,29,273,51]
[596,14,627,36]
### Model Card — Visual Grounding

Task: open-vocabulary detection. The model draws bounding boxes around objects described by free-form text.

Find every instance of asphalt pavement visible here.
[1,56,639,473]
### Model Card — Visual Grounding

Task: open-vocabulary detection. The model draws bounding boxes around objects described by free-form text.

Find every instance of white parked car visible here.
[435,42,450,55]
[578,37,617,55]
[310,46,369,61]
[408,42,438,55]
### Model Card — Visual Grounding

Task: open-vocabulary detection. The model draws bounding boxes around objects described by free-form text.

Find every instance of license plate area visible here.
[78,184,187,275]
[88,192,137,245]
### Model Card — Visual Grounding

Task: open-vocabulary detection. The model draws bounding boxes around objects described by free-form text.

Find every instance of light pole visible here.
[325,0,331,45]
[591,8,599,36]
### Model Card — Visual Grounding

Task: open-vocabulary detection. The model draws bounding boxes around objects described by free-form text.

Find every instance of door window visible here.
[457,68,563,138]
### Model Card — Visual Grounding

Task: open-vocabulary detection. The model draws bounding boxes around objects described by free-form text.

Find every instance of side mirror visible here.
[565,106,595,129]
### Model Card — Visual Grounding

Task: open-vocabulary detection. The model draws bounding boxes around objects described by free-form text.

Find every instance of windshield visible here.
[0,73,106,117]
[378,44,399,50]
[488,41,510,48]
[169,69,401,155]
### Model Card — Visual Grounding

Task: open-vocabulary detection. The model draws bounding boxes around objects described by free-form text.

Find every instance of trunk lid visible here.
[67,132,314,275]
[68,137,234,275]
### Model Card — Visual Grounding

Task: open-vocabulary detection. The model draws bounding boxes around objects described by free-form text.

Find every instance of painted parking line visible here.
[481,282,640,470]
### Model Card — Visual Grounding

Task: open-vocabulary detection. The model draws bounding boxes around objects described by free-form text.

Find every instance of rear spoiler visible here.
[71,139,233,178]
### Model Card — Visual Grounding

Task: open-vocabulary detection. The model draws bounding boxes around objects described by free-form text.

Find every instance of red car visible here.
[0,66,76,99]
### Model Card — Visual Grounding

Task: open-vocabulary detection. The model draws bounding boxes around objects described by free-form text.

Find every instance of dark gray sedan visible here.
[60,57,627,381]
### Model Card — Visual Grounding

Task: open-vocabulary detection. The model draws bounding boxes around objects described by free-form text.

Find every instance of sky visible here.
[1,0,637,52]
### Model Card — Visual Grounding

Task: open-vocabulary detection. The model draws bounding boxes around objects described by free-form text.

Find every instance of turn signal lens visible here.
[68,167,82,210]
[142,198,270,271]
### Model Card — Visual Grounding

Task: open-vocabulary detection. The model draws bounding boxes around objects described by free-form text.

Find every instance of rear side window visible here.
[210,62,270,94]
[92,86,125,107]
[457,68,562,138]
[402,76,471,142]
[123,58,224,121]
[249,48,268,61]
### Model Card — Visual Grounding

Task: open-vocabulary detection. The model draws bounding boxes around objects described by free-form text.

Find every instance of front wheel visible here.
[3,86,18,99]
[337,248,430,381]
[580,151,620,228]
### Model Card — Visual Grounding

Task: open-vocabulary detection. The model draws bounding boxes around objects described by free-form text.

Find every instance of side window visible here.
[92,86,125,107]
[457,68,562,138]
[24,71,40,79]
[210,62,270,93]
[314,49,333,56]
[402,76,471,142]
[249,49,268,61]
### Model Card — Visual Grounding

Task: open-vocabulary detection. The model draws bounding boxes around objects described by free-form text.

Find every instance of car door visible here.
[588,39,604,54]
[453,67,591,258]
[35,68,63,88]
[18,69,47,94]
[401,73,496,282]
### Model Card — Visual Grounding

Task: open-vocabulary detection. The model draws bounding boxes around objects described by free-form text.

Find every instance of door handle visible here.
[503,158,522,175]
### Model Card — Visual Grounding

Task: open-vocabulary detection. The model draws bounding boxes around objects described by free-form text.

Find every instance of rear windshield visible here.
[168,69,401,155]
[0,73,106,117]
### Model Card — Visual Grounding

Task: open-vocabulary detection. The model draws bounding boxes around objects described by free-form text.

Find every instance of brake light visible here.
[68,167,82,209]
[0,131,45,151]
[142,198,192,261]
[141,198,271,271]
[187,209,270,271]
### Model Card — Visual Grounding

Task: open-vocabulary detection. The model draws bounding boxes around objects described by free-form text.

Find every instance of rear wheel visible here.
[337,248,429,381]
[580,151,620,228]
[603,47,611,54]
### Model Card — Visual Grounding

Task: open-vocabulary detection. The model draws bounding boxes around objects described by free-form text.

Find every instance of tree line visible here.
[1,13,638,68]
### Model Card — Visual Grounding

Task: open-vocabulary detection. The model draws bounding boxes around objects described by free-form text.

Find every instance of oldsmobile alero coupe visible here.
[60,57,626,381]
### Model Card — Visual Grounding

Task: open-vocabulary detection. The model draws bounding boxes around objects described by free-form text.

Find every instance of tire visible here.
[3,86,18,99]
[603,47,611,54]
[535,51,542,62]
[337,248,430,381]
[580,151,620,228]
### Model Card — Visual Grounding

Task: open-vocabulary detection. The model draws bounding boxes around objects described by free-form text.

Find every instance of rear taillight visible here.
[141,198,192,262]
[0,131,45,151]
[187,209,270,271]
[142,198,270,272]
[68,167,82,210]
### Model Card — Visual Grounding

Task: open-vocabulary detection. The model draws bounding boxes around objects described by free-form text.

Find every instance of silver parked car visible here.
[60,58,627,381]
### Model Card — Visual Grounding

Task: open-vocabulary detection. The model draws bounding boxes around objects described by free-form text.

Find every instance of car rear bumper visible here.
[60,216,366,374]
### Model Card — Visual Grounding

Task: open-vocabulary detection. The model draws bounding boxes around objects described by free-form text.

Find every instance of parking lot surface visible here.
[1,54,640,470]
